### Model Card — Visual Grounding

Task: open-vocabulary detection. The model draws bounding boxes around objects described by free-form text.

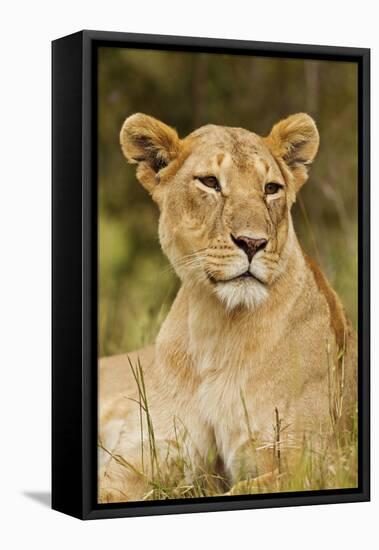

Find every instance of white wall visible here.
[0,1,376,548]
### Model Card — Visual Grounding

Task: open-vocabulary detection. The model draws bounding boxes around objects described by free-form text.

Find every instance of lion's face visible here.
[121,113,319,310]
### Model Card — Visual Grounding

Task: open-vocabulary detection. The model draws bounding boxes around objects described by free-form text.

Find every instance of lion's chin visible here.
[214,278,268,311]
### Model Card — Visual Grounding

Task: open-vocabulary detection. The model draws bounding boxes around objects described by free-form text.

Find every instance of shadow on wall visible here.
[22,491,51,508]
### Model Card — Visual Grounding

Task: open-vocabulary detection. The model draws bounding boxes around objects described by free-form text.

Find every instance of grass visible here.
[100,354,358,501]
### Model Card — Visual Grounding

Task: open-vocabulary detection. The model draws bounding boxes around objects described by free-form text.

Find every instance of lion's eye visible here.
[197,176,221,192]
[265,182,282,195]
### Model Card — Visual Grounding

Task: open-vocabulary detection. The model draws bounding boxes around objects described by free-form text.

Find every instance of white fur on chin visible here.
[214,279,269,311]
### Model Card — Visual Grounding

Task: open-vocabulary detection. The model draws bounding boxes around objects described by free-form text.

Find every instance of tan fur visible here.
[98,113,357,502]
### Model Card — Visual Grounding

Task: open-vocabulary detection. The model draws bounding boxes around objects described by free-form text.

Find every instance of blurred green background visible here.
[98,47,358,357]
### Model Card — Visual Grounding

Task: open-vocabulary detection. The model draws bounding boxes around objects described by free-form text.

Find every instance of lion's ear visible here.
[120,113,181,193]
[265,113,319,191]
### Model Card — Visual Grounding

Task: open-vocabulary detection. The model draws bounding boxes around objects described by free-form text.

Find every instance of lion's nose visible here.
[231,234,267,262]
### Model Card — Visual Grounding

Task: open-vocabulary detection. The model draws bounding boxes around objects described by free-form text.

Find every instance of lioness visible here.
[99,113,356,502]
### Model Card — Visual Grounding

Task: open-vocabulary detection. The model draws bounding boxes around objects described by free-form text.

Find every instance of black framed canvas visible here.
[52,30,370,520]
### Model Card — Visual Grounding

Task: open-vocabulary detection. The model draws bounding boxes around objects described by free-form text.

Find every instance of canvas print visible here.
[98,48,358,504]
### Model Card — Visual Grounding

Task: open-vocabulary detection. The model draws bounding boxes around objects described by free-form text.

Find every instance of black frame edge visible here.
[359,47,370,502]
[84,29,370,58]
[52,31,85,519]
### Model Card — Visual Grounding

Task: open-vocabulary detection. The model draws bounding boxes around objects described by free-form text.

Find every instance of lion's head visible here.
[120,113,319,310]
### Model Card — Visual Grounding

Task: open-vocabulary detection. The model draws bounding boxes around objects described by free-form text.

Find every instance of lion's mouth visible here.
[236,271,254,279]
[209,271,266,286]
[232,271,266,285]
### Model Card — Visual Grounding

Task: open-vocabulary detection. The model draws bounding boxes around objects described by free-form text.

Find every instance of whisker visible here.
[158,250,208,275]
[170,254,207,270]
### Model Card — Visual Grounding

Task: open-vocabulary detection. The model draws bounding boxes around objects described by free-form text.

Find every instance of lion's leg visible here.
[98,433,207,503]
[223,410,291,490]
[99,439,173,503]
[98,444,149,503]
[227,439,275,484]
